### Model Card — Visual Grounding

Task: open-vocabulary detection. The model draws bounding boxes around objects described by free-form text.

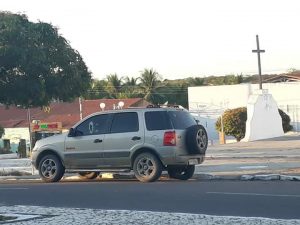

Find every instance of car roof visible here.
[72,106,186,128]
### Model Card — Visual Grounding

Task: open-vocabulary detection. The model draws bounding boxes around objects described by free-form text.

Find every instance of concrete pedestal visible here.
[242,89,284,142]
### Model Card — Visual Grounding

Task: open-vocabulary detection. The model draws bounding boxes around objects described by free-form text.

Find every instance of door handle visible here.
[131,136,141,141]
[94,139,103,143]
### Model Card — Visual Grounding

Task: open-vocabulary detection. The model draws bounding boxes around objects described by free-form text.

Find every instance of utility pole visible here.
[252,35,265,89]
[79,97,83,120]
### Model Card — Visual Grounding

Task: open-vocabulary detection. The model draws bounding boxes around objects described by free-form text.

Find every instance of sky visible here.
[2,0,300,80]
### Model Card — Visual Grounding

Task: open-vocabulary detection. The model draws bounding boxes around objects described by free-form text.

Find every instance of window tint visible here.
[168,111,196,129]
[110,112,139,133]
[76,114,109,136]
[145,111,172,131]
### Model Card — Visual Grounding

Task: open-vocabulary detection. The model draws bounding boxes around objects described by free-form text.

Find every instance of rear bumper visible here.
[162,154,205,166]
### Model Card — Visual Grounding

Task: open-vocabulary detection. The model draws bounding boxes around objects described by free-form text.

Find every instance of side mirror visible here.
[68,128,75,137]
[195,119,200,124]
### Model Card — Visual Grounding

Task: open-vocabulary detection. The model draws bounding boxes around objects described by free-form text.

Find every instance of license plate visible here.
[188,159,198,165]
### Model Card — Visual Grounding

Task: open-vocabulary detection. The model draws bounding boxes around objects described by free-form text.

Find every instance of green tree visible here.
[187,77,205,86]
[105,74,123,98]
[139,68,163,103]
[121,76,141,98]
[85,79,109,99]
[215,107,247,141]
[0,12,91,107]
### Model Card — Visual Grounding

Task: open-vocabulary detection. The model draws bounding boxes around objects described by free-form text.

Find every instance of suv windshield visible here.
[168,111,196,129]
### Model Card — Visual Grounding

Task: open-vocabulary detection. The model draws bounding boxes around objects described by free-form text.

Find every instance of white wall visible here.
[1,128,30,152]
[188,82,300,141]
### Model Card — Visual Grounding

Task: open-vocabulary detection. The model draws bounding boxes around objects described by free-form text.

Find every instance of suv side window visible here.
[145,111,172,130]
[76,114,110,136]
[110,112,139,133]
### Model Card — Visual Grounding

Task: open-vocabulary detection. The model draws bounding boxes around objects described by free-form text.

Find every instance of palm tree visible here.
[124,76,139,86]
[187,77,205,86]
[105,74,123,98]
[139,68,163,103]
[120,76,141,98]
[84,79,109,99]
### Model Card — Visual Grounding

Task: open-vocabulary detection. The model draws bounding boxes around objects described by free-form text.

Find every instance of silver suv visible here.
[31,106,208,182]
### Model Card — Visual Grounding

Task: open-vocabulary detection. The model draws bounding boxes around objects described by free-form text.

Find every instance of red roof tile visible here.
[0,98,148,129]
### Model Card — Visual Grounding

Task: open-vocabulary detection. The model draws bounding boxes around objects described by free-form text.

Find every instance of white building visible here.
[188,82,300,142]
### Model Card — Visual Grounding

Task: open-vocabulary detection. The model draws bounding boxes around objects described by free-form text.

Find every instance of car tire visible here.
[38,154,65,183]
[167,165,195,180]
[186,125,208,154]
[78,172,99,180]
[133,152,162,182]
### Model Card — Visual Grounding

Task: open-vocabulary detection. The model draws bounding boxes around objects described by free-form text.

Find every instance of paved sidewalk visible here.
[1,205,300,225]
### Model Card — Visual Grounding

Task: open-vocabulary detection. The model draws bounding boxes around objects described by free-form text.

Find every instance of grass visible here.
[0,215,17,221]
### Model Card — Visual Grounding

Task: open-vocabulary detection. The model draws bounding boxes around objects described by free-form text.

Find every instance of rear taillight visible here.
[163,131,176,146]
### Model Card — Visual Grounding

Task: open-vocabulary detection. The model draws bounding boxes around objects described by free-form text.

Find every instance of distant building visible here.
[263,72,300,83]
[0,98,149,152]
[188,80,300,142]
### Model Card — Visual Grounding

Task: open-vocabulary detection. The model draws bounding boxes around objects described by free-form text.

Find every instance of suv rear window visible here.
[145,111,172,131]
[168,111,196,129]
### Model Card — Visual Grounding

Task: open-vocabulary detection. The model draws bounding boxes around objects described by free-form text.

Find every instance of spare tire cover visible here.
[185,124,208,154]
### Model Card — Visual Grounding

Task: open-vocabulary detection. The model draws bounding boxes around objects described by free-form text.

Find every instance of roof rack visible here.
[146,104,184,109]
[146,104,161,108]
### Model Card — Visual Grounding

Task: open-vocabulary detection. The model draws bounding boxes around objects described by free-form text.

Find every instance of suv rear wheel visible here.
[133,152,162,182]
[167,165,195,180]
[38,154,65,182]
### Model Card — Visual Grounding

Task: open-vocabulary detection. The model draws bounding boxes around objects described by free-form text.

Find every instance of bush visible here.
[216,107,293,141]
[278,109,293,133]
[216,107,247,142]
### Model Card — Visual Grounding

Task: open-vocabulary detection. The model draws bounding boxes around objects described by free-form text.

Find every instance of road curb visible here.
[1,173,300,182]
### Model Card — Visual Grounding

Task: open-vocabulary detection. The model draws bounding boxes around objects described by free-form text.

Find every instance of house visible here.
[263,72,300,83]
[0,98,149,152]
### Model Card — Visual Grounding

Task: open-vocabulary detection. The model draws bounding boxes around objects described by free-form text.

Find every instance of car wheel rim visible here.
[196,129,207,150]
[137,157,155,177]
[41,159,57,179]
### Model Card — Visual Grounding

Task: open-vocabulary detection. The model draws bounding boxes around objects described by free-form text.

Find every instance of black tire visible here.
[186,125,208,154]
[78,172,99,180]
[133,152,162,182]
[38,154,65,183]
[167,165,195,180]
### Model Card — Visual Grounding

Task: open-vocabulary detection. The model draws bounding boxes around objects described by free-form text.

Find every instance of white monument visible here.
[242,89,284,142]
[242,35,284,141]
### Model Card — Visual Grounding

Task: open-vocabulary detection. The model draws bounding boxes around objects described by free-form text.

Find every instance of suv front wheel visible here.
[167,165,195,180]
[133,152,162,182]
[38,154,65,182]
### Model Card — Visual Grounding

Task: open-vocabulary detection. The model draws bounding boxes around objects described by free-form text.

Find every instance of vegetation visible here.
[279,109,294,132]
[1,12,297,109]
[216,107,293,141]
[84,70,248,106]
[0,12,91,108]
[215,107,247,141]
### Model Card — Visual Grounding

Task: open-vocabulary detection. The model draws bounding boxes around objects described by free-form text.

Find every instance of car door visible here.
[64,114,110,169]
[102,111,144,168]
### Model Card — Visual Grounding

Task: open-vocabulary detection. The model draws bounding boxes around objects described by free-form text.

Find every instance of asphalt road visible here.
[0,180,299,220]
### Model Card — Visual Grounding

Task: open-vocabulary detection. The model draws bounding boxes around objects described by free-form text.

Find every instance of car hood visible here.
[34,132,68,150]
